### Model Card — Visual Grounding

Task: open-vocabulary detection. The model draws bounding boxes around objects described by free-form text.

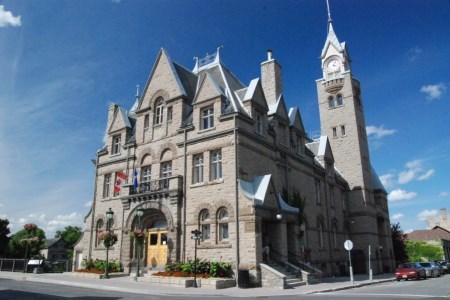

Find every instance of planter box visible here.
[142,275,236,289]
[66,272,128,279]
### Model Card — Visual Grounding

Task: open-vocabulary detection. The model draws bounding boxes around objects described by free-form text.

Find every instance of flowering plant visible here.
[98,231,118,247]
[131,228,147,244]
[24,223,38,232]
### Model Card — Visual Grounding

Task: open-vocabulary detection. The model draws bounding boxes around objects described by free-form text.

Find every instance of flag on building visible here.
[114,171,127,193]
[133,168,139,190]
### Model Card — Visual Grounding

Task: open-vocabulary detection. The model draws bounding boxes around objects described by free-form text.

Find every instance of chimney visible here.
[441,208,447,220]
[261,49,283,106]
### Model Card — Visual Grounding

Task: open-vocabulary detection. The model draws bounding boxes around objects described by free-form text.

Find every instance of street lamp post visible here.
[191,229,201,288]
[135,206,144,278]
[104,208,114,279]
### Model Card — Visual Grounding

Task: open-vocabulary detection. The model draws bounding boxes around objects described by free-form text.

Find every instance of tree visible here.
[55,226,82,259]
[0,218,11,257]
[391,223,408,265]
[406,240,444,262]
[8,223,46,258]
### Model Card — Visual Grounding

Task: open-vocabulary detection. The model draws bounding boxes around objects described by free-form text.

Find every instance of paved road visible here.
[1,275,449,299]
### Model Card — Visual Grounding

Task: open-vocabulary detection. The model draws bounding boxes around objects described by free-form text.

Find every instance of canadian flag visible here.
[114,171,127,193]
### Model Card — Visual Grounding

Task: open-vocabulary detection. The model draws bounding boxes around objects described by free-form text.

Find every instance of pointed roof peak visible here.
[326,0,333,25]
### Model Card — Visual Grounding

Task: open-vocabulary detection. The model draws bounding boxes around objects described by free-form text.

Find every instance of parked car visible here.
[395,262,427,281]
[436,260,449,274]
[431,261,444,276]
[419,262,440,278]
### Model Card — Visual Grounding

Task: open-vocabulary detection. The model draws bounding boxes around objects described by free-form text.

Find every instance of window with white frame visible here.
[96,219,104,247]
[141,166,151,182]
[154,98,164,125]
[256,113,263,134]
[103,174,111,198]
[217,208,229,241]
[160,161,172,178]
[201,106,214,130]
[210,150,222,180]
[112,135,121,155]
[192,154,204,184]
[315,179,321,204]
[199,209,211,241]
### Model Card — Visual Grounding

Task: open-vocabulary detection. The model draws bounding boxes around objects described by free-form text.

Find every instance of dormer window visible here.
[256,113,263,134]
[201,106,214,130]
[112,135,121,155]
[154,98,164,125]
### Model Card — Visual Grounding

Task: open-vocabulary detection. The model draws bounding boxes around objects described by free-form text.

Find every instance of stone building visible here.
[408,226,450,261]
[74,17,394,285]
[425,208,450,231]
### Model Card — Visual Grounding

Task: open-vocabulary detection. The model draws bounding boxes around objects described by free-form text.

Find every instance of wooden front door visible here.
[147,230,168,268]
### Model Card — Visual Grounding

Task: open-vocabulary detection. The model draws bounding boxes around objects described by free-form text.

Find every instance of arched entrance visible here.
[147,219,168,268]
[131,208,169,270]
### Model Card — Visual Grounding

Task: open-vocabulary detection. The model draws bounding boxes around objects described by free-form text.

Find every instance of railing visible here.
[287,250,323,278]
[134,179,169,194]
[0,258,70,273]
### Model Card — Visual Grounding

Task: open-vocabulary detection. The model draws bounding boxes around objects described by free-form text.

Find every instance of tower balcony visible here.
[322,77,344,94]
[121,176,183,207]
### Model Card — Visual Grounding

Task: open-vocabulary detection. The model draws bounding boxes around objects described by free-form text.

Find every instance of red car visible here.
[396,262,427,281]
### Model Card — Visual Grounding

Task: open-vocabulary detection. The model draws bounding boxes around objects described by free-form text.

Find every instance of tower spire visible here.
[326,0,333,24]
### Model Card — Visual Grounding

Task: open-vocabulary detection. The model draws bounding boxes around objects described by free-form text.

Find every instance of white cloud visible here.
[405,228,414,234]
[420,82,447,101]
[390,213,404,221]
[0,5,21,28]
[439,192,449,198]
[388,189,418,201]
[417,209,438,221]
[397,159,435,184]
[406,46,422,62]
[417,169,435,181]
[366,125,397,139]
[398,169,416,184]
[380,173,395,188]
[44,212,83,236]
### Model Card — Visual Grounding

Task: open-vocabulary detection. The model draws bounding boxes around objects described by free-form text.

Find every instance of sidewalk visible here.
[0,271,395,297]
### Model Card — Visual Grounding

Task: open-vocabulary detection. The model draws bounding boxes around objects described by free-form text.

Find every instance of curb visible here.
[308,278,395,294]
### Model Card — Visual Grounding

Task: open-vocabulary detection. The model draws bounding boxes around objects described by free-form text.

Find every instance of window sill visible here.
[198,243,231,249]
[198,127,216,134]
[110,153,121,158]
[190,179,224,189]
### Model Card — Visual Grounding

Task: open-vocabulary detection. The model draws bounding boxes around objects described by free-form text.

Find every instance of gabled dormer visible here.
[107,104,132,156]
[317,135,335,177]
[288,107,307,156]
[240,78,269,136]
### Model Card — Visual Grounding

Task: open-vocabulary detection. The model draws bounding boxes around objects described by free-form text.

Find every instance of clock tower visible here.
[316,12,393,274]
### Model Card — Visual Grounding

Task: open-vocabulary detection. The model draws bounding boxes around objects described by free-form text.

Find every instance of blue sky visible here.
[0,0,449,237]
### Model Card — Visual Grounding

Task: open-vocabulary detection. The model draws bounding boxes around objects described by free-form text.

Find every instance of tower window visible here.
[201,106,214,130]
[337,95,343,106]
[332,127,337,138]
[154,98,164,125]
[328,97,335,109]
[167,106,173,122]
[144,115,149,131]
[341,125,346,136]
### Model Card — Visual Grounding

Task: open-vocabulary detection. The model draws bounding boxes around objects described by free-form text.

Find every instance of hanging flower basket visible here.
[131,228,147,244]
[98,231,118,247]
[20,236,40,244]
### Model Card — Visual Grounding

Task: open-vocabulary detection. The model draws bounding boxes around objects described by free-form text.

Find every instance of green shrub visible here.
[210,261,232,278]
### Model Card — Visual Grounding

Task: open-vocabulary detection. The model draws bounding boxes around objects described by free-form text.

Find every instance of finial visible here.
[214,45,223,64]
[135,84,140,98]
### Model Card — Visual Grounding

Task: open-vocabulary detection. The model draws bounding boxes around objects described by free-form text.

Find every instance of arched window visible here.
[318,220,324,248]
[337,94,343,106]
[96,219,104,247]
[154,98,164,125]
[217,208,229,241]
[332,222,338,249]
[328,96,335,109]
[199,209,211,241]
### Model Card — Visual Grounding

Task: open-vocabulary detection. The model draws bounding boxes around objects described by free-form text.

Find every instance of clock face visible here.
[327,59,340,72]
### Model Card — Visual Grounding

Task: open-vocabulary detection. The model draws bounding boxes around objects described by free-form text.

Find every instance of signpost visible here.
[344,240,354,285]
[368,245,373,282]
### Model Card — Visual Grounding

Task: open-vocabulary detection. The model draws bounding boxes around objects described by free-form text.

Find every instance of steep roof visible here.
[408,226,450,241]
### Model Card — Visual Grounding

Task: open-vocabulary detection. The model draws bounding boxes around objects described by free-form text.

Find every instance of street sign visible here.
[344,240,353,251]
